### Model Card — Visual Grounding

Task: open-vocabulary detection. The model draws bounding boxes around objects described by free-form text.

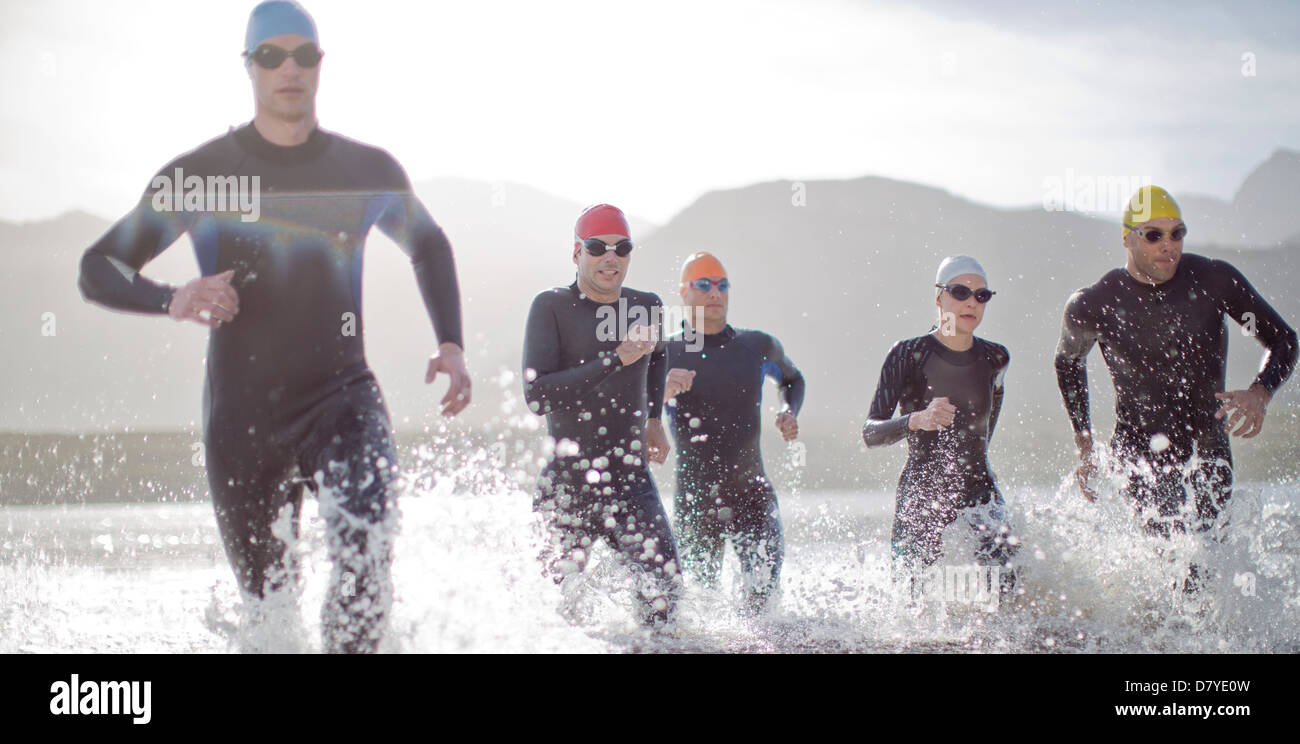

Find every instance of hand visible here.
[425,342,472,417]
[169,270,239,328]
[644,418,670,464]
[908,397,956,431]
[1073,431,1098,503]
[775,411,798,441]
[664,368,696,401]
[1214,385,1271,438]
[616,323,658,367]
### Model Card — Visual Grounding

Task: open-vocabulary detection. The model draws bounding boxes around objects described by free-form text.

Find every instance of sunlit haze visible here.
[2,0,1297,224]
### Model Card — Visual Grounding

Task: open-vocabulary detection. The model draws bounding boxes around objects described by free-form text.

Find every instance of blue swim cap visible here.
[245,1,318,54]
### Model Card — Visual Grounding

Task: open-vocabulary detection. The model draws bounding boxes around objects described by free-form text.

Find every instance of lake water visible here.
[3,468,1297,653]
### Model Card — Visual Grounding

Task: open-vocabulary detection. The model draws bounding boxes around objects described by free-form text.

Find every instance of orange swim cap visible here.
[680,251,727,287]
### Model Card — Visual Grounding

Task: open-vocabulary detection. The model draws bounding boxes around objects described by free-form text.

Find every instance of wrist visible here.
[907,412,919,431]
[1249,383,1273,404]
[438,341,464,356]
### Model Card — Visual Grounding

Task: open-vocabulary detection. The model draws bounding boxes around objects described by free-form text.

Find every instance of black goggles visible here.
[1125,223,1187,243]
[580,238,634,257]
[244,43,324,69]
[937,284,995,303]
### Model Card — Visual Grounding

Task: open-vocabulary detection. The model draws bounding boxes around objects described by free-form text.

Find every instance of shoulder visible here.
[976,337,1010,369]
[320,129,408,185]
[1064,270,1123,319]
[733,328,778,352]
[1184,253,1246,285]
[151,128,244,175]
[528,286,573,311]
[885,335,930,366]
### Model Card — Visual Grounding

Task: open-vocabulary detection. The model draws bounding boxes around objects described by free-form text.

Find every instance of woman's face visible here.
[935,273,988,336]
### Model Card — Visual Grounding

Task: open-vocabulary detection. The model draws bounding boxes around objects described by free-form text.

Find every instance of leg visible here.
[730,493,784,616]
[298,382,400,654]
[205,434,302,601]
[600,480,683,627]
[534,482,593,584]
[967,488,1019,597]
[890,511,948,602]
[673,496,725,591]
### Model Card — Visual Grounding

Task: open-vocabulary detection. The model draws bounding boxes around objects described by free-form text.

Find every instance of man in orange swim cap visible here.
[662,251,805,615]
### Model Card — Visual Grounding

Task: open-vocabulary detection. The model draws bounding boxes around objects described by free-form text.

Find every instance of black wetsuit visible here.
[864,334,1017,582]
[664,325,804,614]
[78,123,462,652]
[522,282,679,623]
[1055,254,1297,537]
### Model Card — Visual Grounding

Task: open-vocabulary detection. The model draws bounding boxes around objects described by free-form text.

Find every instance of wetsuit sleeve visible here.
[863,342,912,448]
[1214,260,1299,395]
[1054,290,1097,436]
[374,162,464,350]
[522,293,620,415]
[78,181,191,314]
[764,334,806,417]
[646,298,667,420]
[988,344,1010,441]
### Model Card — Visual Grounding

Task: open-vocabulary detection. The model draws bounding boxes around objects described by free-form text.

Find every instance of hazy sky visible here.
[2,0,1297,225]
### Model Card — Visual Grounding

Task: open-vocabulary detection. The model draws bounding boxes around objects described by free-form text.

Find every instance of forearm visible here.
[1254,323,1298,395]
[863,415,910,448]
[77,207,179,314]
[646,346,667,419]
[408,220,464,350]
[1054,354,1092,436]
[78,251,174,314]
[988,388,1004,441]
[524,354,621,414]
[781,373,806,417]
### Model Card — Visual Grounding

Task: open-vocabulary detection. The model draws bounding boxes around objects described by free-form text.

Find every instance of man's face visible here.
[246,33,320,122]
[573,234,630,296]
[936,273,988,336]
[1125,216,1184,284]
[680,276,728,326]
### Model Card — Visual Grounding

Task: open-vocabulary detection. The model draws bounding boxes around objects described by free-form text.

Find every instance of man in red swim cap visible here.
[521,204,681,627]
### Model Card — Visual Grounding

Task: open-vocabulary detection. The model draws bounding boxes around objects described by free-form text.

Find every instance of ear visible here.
[572,243,580,265]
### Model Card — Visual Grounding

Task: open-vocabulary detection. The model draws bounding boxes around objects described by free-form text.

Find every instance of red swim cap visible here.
[575,204,630,240]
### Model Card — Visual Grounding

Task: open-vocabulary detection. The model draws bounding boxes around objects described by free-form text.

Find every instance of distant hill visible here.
[1177,148,1300,248]
[2,155,1297,491]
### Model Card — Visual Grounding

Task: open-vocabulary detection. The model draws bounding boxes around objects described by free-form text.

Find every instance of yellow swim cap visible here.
[1122,186,1182,236]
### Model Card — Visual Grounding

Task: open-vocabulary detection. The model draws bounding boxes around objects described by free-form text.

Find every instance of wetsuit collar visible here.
[1120,256,1188,292]
[698,324,735,346]
[233,121,330,164]
[926,332,977,365]
[568,280,623,305]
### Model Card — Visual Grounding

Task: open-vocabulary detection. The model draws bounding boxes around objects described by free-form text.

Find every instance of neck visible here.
[931,329,973,351]
[251,110,317,147]
[576,274,619,303]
